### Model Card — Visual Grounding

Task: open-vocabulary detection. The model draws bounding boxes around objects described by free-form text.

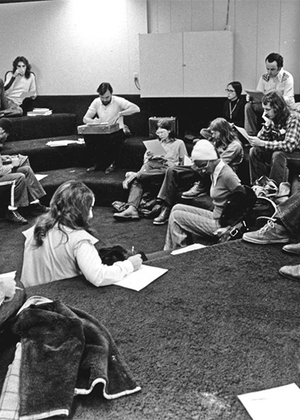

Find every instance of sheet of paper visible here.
[171,243,206,255]
[46,139,84,147]
[245,89,264,102]
[184,155,193,166]
[143,139,166,156]
[35,174,48,181]
[0,271,16,281]
[114,264,168,291]
[238,383,300,420]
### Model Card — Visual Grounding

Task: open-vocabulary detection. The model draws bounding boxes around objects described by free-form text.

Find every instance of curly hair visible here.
[12,56,32,79]
[262,91,290,125]
[209,117,238,149]
[33,180,95,247]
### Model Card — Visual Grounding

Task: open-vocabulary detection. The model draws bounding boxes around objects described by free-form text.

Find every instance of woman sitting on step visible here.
[21,180,143,288]
[152,117,244,225]
[113,118,187,221]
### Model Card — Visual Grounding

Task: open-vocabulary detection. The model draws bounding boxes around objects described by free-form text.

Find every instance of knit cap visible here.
[191,139,218,161]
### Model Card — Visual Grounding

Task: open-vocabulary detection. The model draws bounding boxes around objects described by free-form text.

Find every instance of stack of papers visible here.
[46,139,85,147]
[27,108,52,116]
[114,265,168,291]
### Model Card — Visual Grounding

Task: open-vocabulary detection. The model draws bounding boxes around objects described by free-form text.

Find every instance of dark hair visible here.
[262,91,290,125]
[209,117,238,148]
[97,82,113,95]
[265,52,283,69]
[227,81,242,98]
[12,56,31,79]
[156,118,176,141]
[0,118,12,133]
[34,180,95,247]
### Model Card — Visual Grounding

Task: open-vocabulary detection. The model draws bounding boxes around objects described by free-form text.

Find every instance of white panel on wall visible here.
[183,31,234,97]
[139,31,233,97]
[139,32,183,97]
[0,0,147,95]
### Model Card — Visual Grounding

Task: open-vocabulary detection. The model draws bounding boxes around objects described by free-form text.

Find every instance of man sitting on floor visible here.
[242,188,300,280]
[0,118,49,224]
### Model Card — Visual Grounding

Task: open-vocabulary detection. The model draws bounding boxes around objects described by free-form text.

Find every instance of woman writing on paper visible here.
[4,56,37,115]
[21,180,142,288]
[113,119,187,221]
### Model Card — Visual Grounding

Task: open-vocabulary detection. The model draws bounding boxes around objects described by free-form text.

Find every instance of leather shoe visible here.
[86,165,100,173]
[105,162,116,174]
[282,243,300,255]
[153,206,170,225]
[279,264,300,281]
[113,207,139,221]
[6,209,28,224]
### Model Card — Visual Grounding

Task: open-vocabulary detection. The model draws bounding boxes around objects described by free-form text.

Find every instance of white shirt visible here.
[83,95,140,129]
[21,225,134,288]
[5,72,37,105]
[256,68,295,105]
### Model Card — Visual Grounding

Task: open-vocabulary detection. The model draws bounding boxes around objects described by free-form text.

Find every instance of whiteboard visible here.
[139,31,234,97]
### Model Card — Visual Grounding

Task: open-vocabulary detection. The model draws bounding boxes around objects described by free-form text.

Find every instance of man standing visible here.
[248,91,300,186]
[245,52,294,135]
[0,119,49,224]
[83,82,140,174]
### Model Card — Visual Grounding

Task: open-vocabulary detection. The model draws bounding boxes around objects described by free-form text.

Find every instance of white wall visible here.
[0,0,299,97]
[147,0,300,95]
[0,0,147,95]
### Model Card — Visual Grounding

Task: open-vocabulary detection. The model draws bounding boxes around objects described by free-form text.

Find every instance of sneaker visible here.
[153,206,171,225]
[86,165,100,173]
[181,181,206,199]
[113,207,139,221]
[105,162,116,175]
[6,209,28,224]
[242,220,289,244]
[29,203,50,216]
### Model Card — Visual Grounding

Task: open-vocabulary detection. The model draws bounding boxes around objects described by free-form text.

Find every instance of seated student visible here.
[242,188,300,280]
[163,140,242,250]
[113,118,187,221]
[0,118,48,224]
[21,180,143,288]
[4,56,37,115]
[182,82,246,199]
[152,118,244,225]
[248,91,300,186]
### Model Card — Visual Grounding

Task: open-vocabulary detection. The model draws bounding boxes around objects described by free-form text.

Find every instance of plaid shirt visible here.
[258,113,300,153]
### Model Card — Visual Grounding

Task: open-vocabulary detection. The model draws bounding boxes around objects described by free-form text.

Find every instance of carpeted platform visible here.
[1,207,300,419]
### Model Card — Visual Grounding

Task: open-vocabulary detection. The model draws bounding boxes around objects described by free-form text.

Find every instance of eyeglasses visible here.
[225,89,235,93]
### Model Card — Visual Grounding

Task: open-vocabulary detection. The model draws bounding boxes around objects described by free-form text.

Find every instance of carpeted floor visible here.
[1,208,300,419]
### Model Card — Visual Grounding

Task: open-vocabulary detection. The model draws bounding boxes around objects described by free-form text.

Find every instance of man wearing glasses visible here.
[245,52,295,136]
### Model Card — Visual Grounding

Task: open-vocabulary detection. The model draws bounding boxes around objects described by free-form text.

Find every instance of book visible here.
[245,89,264,102]
[233,124,250,143]
[143,139,166,156]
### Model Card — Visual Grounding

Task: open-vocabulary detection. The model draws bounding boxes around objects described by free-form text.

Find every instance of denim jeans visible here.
[249,147,300,186]
[244,102,263,136]
[277,189,300,239]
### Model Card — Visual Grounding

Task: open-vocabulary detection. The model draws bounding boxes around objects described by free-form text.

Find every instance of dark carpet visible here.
[1,208,300,419]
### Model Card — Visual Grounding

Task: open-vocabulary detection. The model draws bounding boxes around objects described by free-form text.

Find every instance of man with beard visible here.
[83,82,140,174]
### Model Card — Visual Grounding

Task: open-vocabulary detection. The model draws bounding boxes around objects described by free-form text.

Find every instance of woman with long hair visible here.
[113,118,187,221]
[21,180,142,287]
[4,56,37,114]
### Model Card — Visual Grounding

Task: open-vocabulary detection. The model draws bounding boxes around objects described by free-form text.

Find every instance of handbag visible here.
[218,220,249,243]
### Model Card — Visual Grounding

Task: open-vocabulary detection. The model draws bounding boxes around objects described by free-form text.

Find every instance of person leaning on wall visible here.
[83,82,140,174]
[4,56,37,115]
